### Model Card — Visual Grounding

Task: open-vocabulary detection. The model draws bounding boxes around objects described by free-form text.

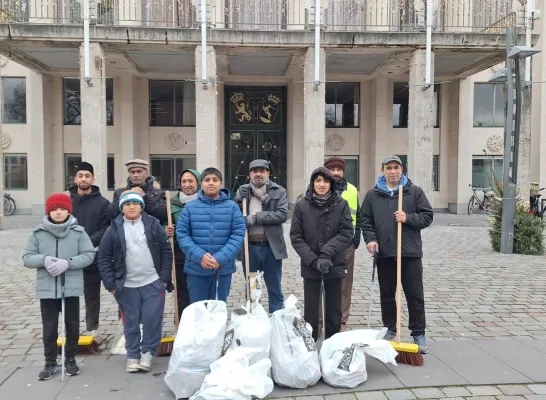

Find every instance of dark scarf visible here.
[312,191,332,208]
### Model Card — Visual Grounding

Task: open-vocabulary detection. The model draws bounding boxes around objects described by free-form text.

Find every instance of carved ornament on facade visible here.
[165,132,184,151]
[1,132,11,149]
[486,134,503,152]
[326,133,345,151]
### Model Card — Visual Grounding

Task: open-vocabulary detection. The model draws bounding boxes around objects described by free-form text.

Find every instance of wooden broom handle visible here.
[166,191,179,329]
[242,198,251,304]
[396,185,403,344]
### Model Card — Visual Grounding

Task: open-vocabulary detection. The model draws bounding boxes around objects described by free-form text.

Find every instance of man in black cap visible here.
[234,159,288,313]
[361,155,433,354]
[68,161,110,337]
[107,159,167,223]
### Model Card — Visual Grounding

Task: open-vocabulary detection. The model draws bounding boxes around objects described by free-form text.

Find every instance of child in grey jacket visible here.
[22,194,95,381]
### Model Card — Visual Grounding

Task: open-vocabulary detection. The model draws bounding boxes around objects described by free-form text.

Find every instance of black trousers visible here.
[40,297,80,362]
[175,263,190,321]
[376,257,426,336]
[304,278,342,342]
[84,269,102,331]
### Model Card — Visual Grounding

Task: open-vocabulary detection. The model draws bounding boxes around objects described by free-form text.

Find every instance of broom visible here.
[388,184,424,367]
[157,191,179,356]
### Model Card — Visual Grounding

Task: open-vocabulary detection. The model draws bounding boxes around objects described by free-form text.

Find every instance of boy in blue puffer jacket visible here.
[176,167,245,303]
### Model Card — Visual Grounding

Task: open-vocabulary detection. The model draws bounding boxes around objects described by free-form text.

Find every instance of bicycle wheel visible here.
[3,197,9,216]
[467,197,474,215]
[6,196,16,216]
[482,197,492,215]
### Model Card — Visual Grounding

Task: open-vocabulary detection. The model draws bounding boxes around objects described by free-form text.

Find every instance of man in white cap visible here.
[107,159,167,223]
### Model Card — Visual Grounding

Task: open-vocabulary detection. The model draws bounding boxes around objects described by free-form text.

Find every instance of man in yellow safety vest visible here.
[322,156,363,331]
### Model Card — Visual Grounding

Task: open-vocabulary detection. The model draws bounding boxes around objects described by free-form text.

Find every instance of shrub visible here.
[488,175,545,255]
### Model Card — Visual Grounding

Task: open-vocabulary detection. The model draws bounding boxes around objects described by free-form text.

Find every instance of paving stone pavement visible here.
[1,213,546,400]
[1,213,546,368]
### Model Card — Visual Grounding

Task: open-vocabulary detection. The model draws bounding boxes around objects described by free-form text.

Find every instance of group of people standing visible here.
[22,153,433,381]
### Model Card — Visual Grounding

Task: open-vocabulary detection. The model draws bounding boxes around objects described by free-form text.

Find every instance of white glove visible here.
[47,259,69,277]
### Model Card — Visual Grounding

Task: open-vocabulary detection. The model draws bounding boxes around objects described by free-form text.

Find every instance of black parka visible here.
[289,167,354,280]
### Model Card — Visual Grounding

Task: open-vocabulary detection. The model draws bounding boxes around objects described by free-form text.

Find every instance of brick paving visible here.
[293,384,546,400]
[1,213,546,370]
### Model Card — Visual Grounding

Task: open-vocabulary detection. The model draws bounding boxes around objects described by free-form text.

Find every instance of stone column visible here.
[28,71,47,215]
[407,49,435,201]
[517,79,532,203]
[80,43,107,192]
[120,75,136,165]
[195,45,219,171]
[303,46,326,184]
[0,76,3,229]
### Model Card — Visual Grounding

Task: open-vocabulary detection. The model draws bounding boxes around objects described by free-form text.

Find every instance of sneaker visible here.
[126,359,140,373]
[38,361,58,381]
[65,357,80,376]
[383,330,397,341]
[138,352,153,372]
[413,335,430,354]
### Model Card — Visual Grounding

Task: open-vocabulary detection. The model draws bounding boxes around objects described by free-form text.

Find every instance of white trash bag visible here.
[320,328,398,388]
[222,300,271,362]
[164,300,228,399]
[190,347,274,400]
[270,295,321,389]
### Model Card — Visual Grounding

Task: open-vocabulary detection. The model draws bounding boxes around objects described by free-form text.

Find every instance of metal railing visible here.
[0,0,523,33]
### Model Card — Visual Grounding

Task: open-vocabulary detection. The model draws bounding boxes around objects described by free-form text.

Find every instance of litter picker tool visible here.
[321,273,326,343]
[60,273,66,381]
[367,249,377,329]
[157,190,178,356]
[388,184,423,366]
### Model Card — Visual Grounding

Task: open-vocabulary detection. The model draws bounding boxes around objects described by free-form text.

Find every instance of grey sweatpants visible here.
[115,279,166,359]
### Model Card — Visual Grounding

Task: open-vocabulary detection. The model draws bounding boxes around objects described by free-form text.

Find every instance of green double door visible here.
[225,86,287,195]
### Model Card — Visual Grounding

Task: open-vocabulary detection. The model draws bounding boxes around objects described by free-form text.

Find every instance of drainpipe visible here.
[83,0,90,82]
[425,0,433,88]
[313,0,320,90]
[201,0,208,85]
[525,0,534,83]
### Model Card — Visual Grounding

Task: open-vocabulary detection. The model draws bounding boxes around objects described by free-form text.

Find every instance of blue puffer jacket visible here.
[176,188,245,276]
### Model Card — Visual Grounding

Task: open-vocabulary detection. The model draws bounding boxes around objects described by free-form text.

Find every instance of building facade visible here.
[0,0,544,215]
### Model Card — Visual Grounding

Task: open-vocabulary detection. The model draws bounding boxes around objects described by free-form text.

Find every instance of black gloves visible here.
[315,258,333,274]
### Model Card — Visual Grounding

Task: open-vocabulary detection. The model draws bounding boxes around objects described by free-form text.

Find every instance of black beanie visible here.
[76,161,94,176]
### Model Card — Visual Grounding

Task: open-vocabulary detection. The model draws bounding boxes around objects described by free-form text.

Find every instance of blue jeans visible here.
[187,273,232,303]
[249,243,284,313]
[115,279,166,359]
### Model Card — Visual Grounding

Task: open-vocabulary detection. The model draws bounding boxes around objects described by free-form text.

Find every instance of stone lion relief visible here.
[487,134,504,152]
[326,134,345,152]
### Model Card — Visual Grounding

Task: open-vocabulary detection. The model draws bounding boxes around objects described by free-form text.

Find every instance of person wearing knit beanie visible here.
[324,156,346,172]
[119,191,145,211]
[46,193,73,217]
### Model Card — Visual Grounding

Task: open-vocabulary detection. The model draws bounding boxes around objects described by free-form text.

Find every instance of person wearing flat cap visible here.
[234,159,288,313]
[107,159,167,223]
[361,155,433,354]
[321,156,363,333]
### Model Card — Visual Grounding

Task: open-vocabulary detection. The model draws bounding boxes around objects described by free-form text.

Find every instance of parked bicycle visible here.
[468,184,493,215]
[529,183,546,219]
[3,193,16,216]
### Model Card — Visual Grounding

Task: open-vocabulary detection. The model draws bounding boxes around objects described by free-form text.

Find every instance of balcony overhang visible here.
[0,24,537,79]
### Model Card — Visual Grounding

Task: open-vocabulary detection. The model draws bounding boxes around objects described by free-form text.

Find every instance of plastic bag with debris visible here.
[270,295,321,389]
[222,300,271,363]
[190,347,274,400]
[319,328,398,388]
[164,300,228,399]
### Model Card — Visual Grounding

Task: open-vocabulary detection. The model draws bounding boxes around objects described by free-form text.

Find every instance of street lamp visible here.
[489,30,541,255]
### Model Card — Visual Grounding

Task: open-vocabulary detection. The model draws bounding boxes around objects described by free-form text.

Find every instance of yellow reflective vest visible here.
[341,182,358,233]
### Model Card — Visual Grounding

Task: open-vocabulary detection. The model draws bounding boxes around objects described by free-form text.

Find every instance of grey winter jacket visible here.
[22,216,96,299]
